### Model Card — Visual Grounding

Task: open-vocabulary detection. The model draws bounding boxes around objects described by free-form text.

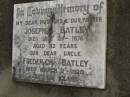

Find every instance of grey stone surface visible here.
[0,0,130,97]
[12,0,106,89]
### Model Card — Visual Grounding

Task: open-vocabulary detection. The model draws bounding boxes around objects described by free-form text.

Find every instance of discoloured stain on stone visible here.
[48,12,55,43]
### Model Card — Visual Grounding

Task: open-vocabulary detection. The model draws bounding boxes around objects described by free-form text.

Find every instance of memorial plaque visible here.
[12,0,107,89]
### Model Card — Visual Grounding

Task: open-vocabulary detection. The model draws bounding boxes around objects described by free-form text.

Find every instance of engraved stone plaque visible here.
[12,0,107,89]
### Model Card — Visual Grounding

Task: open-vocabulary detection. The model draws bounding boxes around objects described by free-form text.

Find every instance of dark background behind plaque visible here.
[0,0,130,97]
